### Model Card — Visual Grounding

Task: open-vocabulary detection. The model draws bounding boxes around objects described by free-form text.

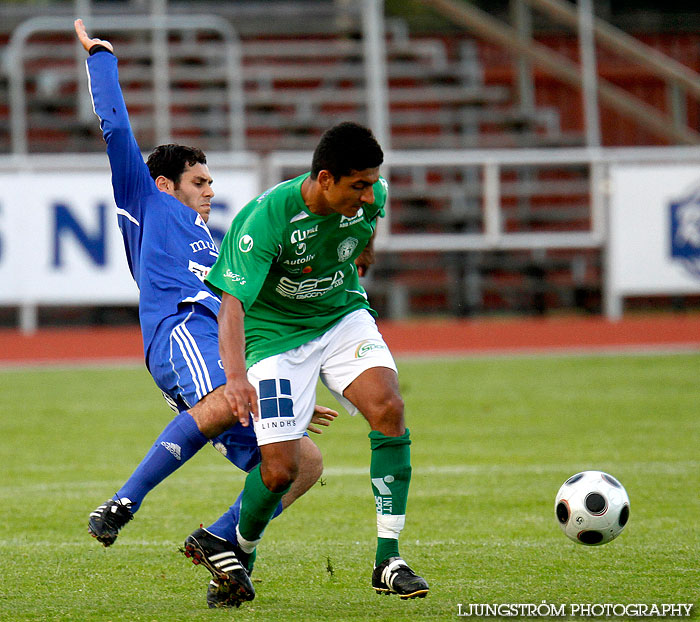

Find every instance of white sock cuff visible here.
[235,525,261,554]
[377,514,406,539]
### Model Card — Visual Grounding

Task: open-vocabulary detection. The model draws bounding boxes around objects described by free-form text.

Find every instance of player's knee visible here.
[367,392,405,436]
[188,389,238,438]
[262,460,299,493]
[189,409,237,438]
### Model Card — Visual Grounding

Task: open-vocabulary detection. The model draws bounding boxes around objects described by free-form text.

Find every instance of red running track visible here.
[1,313,699,364]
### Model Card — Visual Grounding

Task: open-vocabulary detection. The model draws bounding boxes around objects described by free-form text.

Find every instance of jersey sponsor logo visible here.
[223,269,247,285]
[339,208,364,228]
[670,185,700,280]
[282,253,316,274]
[337,237,359,262]
[275,270,344,299]
[190,239,218,254]
[355,340,388,358]
[283,254,315,266]
[291,225,319,244]
[239,234,254,252]
[260,419,297,431]
[259,379,293,419]
[188,260,211,282]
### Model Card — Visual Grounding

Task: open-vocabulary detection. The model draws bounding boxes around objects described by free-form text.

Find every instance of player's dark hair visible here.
[311,122,383,181]
[146,144,207,184]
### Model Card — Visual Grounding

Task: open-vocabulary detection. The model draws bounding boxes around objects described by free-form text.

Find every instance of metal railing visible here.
[6,14,246,155]
[3,145,700,330]
[266,145,700,320]
[423,0,700,146]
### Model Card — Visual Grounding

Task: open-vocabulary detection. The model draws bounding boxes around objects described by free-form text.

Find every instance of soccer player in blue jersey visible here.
[75,20,335,608]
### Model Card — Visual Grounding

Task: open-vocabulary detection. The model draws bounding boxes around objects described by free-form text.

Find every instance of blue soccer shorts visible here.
[147,303,261,472]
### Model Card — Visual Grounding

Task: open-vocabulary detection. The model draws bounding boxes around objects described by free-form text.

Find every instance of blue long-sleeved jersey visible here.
[86,50,221,361]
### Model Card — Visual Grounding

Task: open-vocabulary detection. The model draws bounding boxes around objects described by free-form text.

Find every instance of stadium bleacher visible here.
[1,0,699,324]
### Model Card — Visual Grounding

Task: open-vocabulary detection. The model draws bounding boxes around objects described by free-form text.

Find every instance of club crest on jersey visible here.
[337,237,358,262]
[239,234,254,253]
[669,184,700,280]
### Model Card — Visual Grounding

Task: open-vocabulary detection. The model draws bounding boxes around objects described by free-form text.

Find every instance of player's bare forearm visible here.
[355,229,376,277]
[74,19,114,54]
[219,293,259,424]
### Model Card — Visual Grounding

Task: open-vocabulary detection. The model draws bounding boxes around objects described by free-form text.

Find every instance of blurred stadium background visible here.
[2,0,700,341]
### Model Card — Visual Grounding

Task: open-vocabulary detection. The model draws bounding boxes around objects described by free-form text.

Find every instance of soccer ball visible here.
[555,470,630,546]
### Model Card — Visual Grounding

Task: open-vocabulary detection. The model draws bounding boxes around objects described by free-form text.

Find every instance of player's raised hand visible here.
[74,18,114,54]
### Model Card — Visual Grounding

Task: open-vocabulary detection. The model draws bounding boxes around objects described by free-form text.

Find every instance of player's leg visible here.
[202,433,322,545]
[88,306,230,546]
[184,348,322,607]
[321,309,428,599]
[343,367,428,598]
[182,420,323,608]
[285,434,324,505]
[183,438,303,607]
[236,350,321,553]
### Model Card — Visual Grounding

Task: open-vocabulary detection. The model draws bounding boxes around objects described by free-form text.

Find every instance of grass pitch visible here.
[0,353,698,621]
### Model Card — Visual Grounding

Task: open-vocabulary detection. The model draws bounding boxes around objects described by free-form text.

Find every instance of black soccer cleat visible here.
[372,557,429,599]
[88,498,134,547]
[206,580,244,609]
[182,527,255,606]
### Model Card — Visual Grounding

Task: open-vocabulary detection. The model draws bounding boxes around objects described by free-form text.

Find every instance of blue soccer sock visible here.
[207,488,283,544]
[114,411,208,512]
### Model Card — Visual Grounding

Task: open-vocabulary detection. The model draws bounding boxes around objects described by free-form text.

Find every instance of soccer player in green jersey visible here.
[194,121,429,603]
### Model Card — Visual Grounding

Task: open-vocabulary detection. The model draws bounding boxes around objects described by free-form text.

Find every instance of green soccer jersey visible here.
[206,173,387,368]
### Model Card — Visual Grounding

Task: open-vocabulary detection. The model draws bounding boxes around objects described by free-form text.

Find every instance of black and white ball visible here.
[555,471,630,546]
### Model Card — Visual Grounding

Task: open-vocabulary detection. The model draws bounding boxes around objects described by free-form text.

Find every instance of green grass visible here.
[0,353,698,621]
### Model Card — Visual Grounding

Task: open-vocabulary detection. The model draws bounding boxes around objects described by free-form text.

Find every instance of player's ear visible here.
[317,170,334,191]
[155,175,174,194]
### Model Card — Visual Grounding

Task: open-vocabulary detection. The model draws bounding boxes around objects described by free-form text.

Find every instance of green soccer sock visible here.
[369,428,412,565]
[237,464,289,550]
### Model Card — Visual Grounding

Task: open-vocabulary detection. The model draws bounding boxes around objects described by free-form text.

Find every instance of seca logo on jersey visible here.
[275,271,344,299]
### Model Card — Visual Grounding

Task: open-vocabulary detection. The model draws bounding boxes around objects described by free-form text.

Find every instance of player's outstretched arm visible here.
[74,18,154,215]
[74,18,114,54]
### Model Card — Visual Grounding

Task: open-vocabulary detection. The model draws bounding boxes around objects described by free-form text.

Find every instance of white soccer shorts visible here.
[247,309,398,446]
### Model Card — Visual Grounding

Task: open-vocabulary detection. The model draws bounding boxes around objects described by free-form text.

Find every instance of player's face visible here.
[323,167,380,218]
[172,162,215,222]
